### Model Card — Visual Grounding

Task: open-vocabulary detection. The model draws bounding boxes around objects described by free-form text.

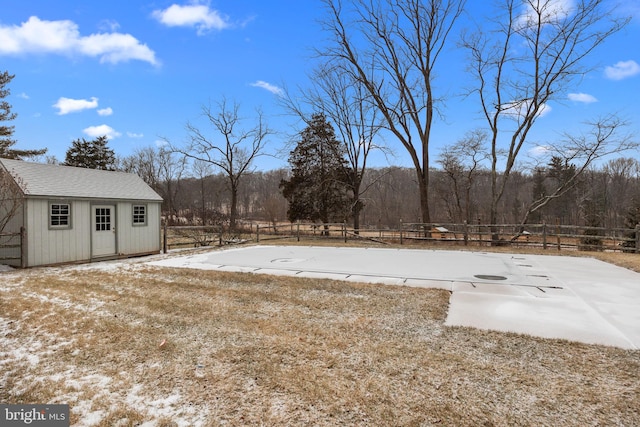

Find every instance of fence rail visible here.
[0,227,26,268]
[159,221,640,254]
[254,221,640,253]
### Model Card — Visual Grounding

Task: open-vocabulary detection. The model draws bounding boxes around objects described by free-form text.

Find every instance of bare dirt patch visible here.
[1,259,639,426]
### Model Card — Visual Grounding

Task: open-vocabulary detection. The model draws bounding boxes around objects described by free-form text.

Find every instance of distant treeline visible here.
[150,159,640,230]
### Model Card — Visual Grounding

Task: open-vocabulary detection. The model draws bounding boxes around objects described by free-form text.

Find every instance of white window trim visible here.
[49,202,72,230]
[132,204,147,226]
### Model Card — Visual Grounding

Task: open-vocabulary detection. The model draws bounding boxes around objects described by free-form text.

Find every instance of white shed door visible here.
[92,205,116,257]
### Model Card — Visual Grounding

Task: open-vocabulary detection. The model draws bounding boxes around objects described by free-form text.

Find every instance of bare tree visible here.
[462,0,629,241]
[0,166,25,235]
[120,145,186,223]
[320,0,465,224]
[191,159,213,225]
[120,146,161,188]
[170,98,273,231]
[251,169,288,231]
[517,116,636,229]
[437,129,489,223]
[360,167,421,227]
[282,63,385,231]
[603,157,640,227]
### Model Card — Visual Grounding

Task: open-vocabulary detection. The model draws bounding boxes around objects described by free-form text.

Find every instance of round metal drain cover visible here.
[474,274,507,281]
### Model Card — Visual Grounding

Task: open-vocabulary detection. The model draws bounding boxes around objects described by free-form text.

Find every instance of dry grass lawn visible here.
[1,246,639,426]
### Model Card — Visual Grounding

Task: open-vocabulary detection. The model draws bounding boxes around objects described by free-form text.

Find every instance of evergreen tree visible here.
[580,181,606,251]
[64,135,116,170]
[0,71,46,159]
[622,199,640,252]
[280,113,351,230]
[547,156,578,223]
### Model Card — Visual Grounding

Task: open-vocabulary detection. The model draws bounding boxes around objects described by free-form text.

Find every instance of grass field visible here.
[1,244,639,426]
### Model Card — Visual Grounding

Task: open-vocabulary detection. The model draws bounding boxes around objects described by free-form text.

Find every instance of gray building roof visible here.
[0,158,163,201]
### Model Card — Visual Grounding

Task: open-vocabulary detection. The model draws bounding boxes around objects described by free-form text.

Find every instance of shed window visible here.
[133,205,147,226]
[50,203,71,228]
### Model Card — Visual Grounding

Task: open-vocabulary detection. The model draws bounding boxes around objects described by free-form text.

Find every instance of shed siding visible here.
[115,202,161,255]
[26,199,91,266]
[23,200,160,266]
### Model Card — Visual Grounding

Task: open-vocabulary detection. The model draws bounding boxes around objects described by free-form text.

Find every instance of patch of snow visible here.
[71,400,106,427]
[20,291,107,314]
[0,316,43,368]
[125,384,207,427]
[65,373,113,392]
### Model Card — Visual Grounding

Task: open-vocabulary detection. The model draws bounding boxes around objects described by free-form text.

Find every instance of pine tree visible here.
[547,156,578,223]
[580,194,605,251]
[280,113,351,230]
[622,199,640,252]
[64,136,116,170]
[0,71,46,159]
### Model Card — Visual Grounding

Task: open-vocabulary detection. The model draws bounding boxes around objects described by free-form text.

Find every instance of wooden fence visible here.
[162,223,256,252]
[162,221,640,253]
[0,227,26,268]
[255,221,640,253]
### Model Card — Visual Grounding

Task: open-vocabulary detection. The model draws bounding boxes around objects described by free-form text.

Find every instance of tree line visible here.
[2,1,639,243]
[116,140,640,233]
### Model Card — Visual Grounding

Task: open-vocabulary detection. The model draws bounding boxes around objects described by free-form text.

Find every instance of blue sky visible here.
[2,0,639,171]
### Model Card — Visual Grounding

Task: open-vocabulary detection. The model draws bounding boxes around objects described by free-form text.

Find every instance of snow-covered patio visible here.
[149,245,640,349]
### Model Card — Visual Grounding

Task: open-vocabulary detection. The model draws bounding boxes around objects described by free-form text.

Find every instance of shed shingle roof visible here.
[0,158,163,201]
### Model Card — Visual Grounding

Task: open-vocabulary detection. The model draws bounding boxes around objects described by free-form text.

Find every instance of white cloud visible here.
[152,4,230,35]
[97,107,113,116]
[604,60,640,80]
[501,100,551,120]
[518,0,575,28]
[529,145,552,157]
[568,93,597,103]
[83,124,121,139]
[0,16,158,65]
[250,80,283,96]
[99,20,120,32]
[53,96,98,115]
[17,92,29,99]
[127,132,144,138]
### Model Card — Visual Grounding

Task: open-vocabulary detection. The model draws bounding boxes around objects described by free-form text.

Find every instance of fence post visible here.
[20,226,26,268]
[542,222,547,250]
[163,223,168,253]
[556,219,561,251]
[463,221,468,246]
[400,219,403,245]
[343,221,347,243]
[256,224,260,243]
[297,221,300,242]
[636,224,640,254]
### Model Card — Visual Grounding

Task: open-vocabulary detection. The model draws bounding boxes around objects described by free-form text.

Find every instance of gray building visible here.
[0,158,163,267]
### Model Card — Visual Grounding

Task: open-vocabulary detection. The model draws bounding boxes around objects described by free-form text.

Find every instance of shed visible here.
[0,158,163,267]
